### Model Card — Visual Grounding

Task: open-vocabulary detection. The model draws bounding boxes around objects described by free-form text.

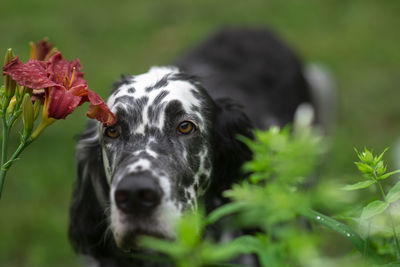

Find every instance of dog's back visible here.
[176,28,314,129]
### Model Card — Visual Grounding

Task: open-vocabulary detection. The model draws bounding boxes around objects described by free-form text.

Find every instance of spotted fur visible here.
[69,28,320,266]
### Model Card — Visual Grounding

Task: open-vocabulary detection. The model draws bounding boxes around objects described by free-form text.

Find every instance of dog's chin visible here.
[114,227,170,251]
[110,196,182,251]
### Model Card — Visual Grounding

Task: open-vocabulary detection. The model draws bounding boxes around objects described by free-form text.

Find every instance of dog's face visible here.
[97,67,214,249]
[70,66,253,255]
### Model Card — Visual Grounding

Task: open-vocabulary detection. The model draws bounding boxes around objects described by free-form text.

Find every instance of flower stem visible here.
[30,117,55,140]
[0,100,33,198]
[0,137,31,198]
[0,108,9,198]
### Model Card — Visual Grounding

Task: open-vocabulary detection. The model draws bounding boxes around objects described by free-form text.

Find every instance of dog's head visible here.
[69,66,253,254]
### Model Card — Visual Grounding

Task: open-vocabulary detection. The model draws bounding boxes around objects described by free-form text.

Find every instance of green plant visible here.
[342,147,400,262]
[139,125,400,266]
[140,124,323,266]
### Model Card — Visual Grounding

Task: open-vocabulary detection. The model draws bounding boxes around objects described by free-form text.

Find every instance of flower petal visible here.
[86,89,117,126]
[47,87,82,119]
[3,57,57,89]
[30,39,55,61]
[69,84,89,98]
[47,52,86,88]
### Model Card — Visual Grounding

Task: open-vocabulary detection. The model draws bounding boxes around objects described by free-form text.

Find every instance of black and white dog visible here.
[69,28,332,266]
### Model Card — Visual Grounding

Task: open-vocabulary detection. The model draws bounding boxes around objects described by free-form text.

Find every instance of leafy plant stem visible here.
[376,180,386,201]
[375,173,400,257]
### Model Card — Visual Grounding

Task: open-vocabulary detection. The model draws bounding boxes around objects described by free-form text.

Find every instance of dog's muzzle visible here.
[114,172,163,216]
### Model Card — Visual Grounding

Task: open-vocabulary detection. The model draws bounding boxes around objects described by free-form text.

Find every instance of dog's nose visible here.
[114,175,162,215]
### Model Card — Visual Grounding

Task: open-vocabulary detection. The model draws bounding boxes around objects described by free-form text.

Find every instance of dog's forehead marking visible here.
[127,158,151,173]
[107,67,204,135]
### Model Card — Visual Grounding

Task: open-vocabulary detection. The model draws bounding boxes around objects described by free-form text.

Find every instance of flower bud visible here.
[3,48,14,66]
[33,100,41,120]
[4,49,16,99]
[22,93,34,137]
[6,97,16,115]
[4,78,16,100]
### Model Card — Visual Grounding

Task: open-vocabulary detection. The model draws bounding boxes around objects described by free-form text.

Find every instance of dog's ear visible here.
[208,98,254,199]
[69,120,110,256]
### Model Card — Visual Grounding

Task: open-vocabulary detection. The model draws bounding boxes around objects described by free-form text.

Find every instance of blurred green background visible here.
[1,0,400,266]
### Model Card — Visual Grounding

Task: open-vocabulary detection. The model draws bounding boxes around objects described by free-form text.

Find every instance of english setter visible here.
[69,28,330,266]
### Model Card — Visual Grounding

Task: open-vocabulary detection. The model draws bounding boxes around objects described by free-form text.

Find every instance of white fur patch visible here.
[127,158,151,173]
[107,66,204,135]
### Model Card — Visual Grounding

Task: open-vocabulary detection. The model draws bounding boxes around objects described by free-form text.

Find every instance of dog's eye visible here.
[177,121,196,135]
[105,126,120,139]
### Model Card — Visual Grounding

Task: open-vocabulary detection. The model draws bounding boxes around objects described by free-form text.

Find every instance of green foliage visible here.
[361,200,389,220]
[139,125,322,266]
[386,181,400,204]
[138,126,400,266]
[353,148,400,182]
[239,126,322,185]
[348,148,400,262]
[302,208,382,262]
[140,211,250,267]
[343,180,376,190]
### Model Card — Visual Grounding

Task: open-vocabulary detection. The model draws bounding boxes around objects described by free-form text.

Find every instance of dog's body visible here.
[69,29,325,266]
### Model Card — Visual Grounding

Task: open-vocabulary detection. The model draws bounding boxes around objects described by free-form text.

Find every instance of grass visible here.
[1,0,400,266]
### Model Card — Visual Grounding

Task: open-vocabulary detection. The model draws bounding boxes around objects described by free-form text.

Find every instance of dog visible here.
[69,28,332,266]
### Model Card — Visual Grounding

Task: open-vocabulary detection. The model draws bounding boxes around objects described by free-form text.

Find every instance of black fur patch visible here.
[112,74,134,94]
[147,102,166,124]
[145,75,170,92]
[115,95,135,105]
[153,90,170,106]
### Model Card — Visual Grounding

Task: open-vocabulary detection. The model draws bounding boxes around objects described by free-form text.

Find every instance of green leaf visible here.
[356,148,374,164]
[1,157,20,171]
[139,236,184,257]
[206,202,245,225]
[177,212,203,247]
[375,147,390,163]
[355,162,374,174]
[302,209,365,250]
[342,180,376,190]
[202,239,254,264]
[301,209,383,263]
[375,161,387,176]
[361,200,389,220]
[386,180,400,203]
[377,170,400,180]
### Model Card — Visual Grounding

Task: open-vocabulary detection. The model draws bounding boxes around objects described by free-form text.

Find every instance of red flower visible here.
[3,52,116,126]
[30,38,57,61]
